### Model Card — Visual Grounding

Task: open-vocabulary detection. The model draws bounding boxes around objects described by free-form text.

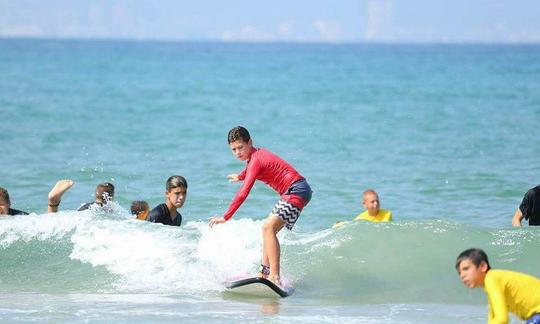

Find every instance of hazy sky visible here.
[1,0,539,43]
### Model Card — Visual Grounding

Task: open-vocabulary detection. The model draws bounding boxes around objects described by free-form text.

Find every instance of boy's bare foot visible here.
[48,179,74,206]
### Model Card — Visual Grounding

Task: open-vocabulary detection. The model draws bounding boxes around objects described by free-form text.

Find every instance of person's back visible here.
[484,269,540,322]
[244,148,304,195]
[77,202,95,211]
[5,208,28,216]
[513,185,540,226]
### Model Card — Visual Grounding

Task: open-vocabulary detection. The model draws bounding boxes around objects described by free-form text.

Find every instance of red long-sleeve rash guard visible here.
[223,148,304,221]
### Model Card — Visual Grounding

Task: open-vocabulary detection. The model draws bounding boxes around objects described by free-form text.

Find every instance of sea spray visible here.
[2,209,538,305]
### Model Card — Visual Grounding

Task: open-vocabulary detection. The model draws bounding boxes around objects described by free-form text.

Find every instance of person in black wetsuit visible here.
[0,186,28,215]
[512,184,540,226]
[0,179,74,216]
[146,175,187,226]
[77,182,115,211]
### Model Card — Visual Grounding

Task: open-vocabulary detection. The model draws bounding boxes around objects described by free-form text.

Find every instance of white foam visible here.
[196,218,263,280]
[0,211,92,247]
[69,216,269,293]
[0,211,307,294]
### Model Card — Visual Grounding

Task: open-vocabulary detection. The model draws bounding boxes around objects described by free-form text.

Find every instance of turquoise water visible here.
[1,38,539,322]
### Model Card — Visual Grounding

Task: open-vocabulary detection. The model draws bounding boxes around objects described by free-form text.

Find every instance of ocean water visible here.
[1,38,539,322]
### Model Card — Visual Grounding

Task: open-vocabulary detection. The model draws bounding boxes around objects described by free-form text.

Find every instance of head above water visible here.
[95,183,115,203]
[131,200,150,220]
[455,248,491,289]
[166,175,188,192]
[0,187,11,215]
[362,189,380,215]
[228,126,254,161]
[165,175,188,209]
[131,200,149,215]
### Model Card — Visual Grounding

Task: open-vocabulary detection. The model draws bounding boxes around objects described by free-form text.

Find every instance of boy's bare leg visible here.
[47,180,74,213]
[262,214,285,286]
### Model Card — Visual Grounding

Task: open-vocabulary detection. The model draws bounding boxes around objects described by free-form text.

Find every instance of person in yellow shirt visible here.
[333,189,392,228]
[354,189,392,222]
[455,248,540,324]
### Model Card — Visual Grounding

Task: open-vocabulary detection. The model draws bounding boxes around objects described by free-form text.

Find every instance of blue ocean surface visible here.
[1,38,539,322]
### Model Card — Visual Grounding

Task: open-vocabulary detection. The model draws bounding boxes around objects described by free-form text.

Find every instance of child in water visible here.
[209,126,312,287]
[333,189,392,228]
[131,200,150,220]
[455,248,540,324]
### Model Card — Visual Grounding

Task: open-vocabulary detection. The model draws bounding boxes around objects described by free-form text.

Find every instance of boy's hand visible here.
[209,216,226,227]
[227,174,239,182]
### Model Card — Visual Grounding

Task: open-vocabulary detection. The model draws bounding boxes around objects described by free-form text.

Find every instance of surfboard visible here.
[225,277,294,298]
[332,220,350,229]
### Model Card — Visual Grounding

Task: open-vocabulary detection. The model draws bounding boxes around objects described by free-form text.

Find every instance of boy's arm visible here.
[485,275,509,324]
[512,208,523,227]
[222,159,261,221]
[514,190,531,226]
[225,167,246,183]
[237,168,247,181]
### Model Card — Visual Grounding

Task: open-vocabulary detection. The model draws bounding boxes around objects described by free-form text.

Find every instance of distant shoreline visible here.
[1,35,539,47]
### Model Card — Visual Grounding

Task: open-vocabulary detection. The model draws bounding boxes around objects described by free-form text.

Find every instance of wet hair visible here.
[95,183,115,202]
[228,126,251,144]
[363,189,378,196]
[130,200,149,216]
[362,189,378,199]
[0,187,10,205]
[455,248,491,270]
[166,175,188,192]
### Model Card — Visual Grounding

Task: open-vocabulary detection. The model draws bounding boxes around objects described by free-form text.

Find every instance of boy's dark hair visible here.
[455,248,491,270]
[166,175,188,192]
[96,183,115,201]
[131,201,149,215]
[228,126,251,144]
[0,187,10,205]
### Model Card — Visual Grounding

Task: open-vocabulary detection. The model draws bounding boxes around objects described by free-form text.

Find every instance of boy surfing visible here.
[209,126,312,287]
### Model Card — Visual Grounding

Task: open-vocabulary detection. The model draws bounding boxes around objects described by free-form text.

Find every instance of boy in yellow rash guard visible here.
[354,189,392,222]
[333,189,392,228]
[456,248,540,324]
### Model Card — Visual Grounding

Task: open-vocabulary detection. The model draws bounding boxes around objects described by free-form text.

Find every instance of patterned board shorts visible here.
[271,199,302,230]
[527,314,540,324]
